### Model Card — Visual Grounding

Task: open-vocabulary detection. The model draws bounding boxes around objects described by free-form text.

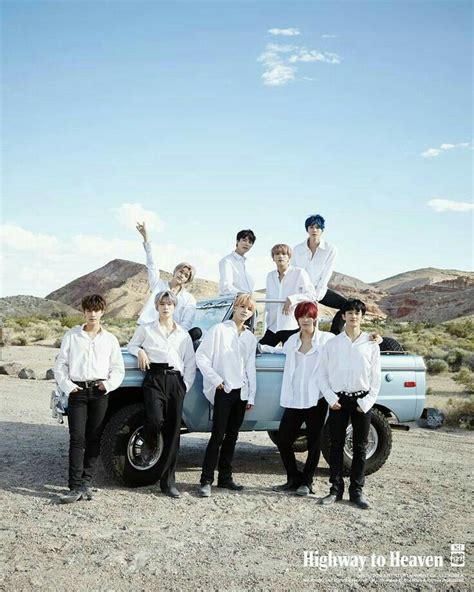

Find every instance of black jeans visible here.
[328,395,372,497]
[319,289,348,335]
[259,328,299,347]
[67,386,109,490]
[142,366,186,490]
[200,389,247,485]
[277,398,328,487]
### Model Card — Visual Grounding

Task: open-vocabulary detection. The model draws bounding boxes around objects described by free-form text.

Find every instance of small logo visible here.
[450,544,465,567]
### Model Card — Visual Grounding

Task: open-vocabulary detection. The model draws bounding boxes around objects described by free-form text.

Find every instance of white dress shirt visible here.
[196,320,257,405]
[261,330,334,409]
[291,238,337,301]
[137,241,196,330]
[218,251,254,296]
[127,321,196,391]
[54,325,125,396]
[265,266,316,333]
[319,331,382,413]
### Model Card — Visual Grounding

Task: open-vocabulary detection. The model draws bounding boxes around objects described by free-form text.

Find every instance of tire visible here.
[321,408,392,476]
[101,403,164,487]
[379,337,404,353]
[267,430,308,453]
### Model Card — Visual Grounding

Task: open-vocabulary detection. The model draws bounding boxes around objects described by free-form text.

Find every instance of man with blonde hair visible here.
[196,293,257,497]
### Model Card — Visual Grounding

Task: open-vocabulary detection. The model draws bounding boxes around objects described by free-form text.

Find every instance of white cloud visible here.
[427,199,474,212]
[114,203,165,232]
[421,142,470,158]
[268,28,300,36]
[1,223,58,253]
[321,34,338,39]
[258,38,341,87]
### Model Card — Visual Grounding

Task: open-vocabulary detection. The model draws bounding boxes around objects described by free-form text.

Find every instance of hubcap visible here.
[344,424,378,461]
[126,426,163,471]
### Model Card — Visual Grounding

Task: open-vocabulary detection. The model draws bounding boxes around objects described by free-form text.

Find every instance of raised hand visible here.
[136,222,148,242]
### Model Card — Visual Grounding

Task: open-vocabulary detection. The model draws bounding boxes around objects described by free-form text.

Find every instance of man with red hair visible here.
[261,300,334,496]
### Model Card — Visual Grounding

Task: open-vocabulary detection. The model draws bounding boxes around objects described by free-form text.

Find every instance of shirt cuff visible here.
[323,390,340,407]
[358,395,375,413]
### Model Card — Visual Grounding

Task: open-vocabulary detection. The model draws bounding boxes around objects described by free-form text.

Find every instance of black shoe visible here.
[198,483,211,497]
[59,489,84,504]
[217,479,244,491]
[79,485,93,500]
[350,494,370,509]
[163,486,181,499]
[272,480,301,492]
[319,493,343,505]
[295,485,313,497]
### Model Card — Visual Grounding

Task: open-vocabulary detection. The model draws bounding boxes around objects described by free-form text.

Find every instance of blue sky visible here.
[1,0,472,297]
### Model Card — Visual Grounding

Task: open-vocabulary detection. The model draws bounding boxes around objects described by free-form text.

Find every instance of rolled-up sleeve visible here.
[102,338,125,394]
[358,345,382,413]
[54,333,77,395]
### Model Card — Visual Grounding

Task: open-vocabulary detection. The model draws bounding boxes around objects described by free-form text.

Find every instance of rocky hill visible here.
[0,295,80,318]
[371,267,473,294]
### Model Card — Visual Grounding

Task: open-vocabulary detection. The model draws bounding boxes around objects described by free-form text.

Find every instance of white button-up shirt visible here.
[196,320,257,405]
[265,266,316,333]
[218,251,254,296]
[54,325,125,396]
[137,241,196,330]
[291,238,337,301]
[319,331,382,413]
[262,330,334,409]
[127,321,196,391]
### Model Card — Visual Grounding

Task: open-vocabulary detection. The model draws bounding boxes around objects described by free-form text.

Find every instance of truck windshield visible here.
[193,303,231,335]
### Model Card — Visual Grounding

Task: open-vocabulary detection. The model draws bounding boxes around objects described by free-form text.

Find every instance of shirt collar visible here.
[295,329,321,353]
[306,238,327,251]
[231,250,246,262]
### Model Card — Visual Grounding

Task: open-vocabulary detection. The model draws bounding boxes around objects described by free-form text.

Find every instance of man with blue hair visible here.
[291,214,347,334]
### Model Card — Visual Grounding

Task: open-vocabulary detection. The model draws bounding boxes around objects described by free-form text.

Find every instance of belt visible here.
[337,390,368,398]
[148,363,179,375]
[74,380,105,389]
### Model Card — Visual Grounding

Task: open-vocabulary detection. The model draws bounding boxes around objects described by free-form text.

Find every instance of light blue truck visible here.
[92,296,427,487]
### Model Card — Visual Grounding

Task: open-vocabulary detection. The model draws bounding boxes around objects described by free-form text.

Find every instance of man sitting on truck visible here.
[318,298,381,509]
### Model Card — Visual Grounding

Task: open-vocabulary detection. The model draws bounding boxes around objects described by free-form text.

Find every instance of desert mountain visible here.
[371,267,473,294]
[0,295,81,318]
[46,259,219,319]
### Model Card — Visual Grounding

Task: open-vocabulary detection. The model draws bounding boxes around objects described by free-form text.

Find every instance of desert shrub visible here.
[453,367,474,394]
[53,337,63,348]
[444,396,474,428]
[425,347,448,361]
[11,335,29,346]
[32,327,50,342]
[445,319,474,339]
[426,359,449,374]
[446,348,468,372]
[60,316,83,328]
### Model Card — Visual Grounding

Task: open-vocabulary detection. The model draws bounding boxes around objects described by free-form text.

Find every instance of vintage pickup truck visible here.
[72,296,425,487]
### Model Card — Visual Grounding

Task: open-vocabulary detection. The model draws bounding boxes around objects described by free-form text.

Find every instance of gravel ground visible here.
[0,346,472,591]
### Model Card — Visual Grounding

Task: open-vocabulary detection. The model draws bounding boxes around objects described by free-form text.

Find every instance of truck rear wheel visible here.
[321,408,392,476]
[101,404,164,487]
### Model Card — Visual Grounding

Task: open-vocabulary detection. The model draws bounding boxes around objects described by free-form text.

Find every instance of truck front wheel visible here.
[321,407,392,476]
[101,404,164,487]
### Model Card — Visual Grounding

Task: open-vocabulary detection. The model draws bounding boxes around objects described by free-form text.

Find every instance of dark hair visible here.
[294,301,318,321]
[305,214,325,231]
[81,294,107,312]
[341,298,366,316]
[236,229,256,244]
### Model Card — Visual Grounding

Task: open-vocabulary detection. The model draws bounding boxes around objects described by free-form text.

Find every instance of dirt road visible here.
[0,346,472,591]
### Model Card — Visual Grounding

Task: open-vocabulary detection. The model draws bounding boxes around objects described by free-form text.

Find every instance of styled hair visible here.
[271,243,292,258]
[294,301,318,322]
[154,290,178,307]
[234,293,256,313]
[173,262,195,284]
[341,298,367,316]
[81,294,106,312]
[236,229,256,244]
[305,214,325,231]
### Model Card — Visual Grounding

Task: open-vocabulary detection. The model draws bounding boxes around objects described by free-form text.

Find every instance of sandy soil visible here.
[0,346,472,591]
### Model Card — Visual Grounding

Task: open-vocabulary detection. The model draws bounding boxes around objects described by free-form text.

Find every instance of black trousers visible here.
[142,367,186,490]
[200,389,247,485]
[319,289,348,335]
[259,328,299,347]
[328,395,372,497]
[67,387,109,490]
[277,398,328,487]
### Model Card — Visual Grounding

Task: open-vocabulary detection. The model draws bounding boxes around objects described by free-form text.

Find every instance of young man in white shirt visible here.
[54,294,125,503]
[260,243,316,347]
[128,290,196,498]
[261,301,334,496]
[218,229,256,296]
[196,293,257,497]
[136,222,197,329]
[319,299,382,509]
[291,214,347,334]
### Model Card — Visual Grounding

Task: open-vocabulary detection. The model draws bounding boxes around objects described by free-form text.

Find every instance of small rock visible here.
[459,415,474,430]
[0,362,23,376]
[45,368,55,380]
[18,368,36,380]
